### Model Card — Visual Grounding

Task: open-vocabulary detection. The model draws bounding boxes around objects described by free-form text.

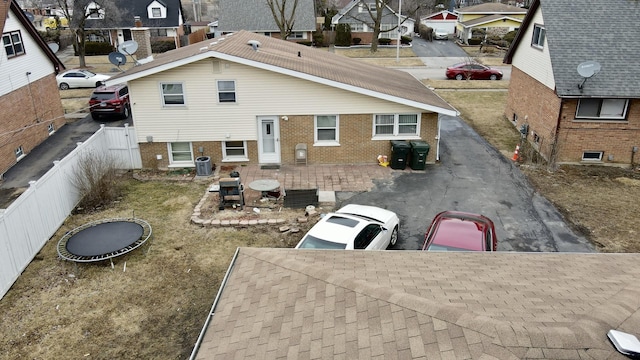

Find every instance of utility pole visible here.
[396,0,402,63]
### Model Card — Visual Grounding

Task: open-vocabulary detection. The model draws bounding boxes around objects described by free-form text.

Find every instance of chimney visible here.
[131,16,152,61]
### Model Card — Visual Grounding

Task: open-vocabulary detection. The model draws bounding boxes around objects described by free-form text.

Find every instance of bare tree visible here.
[266,0,300,40]
[345,0,419,53]
[55,0,125,68]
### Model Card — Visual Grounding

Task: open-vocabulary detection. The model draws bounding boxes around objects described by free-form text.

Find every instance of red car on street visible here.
[422,211,497,251]
[446,62,503,80]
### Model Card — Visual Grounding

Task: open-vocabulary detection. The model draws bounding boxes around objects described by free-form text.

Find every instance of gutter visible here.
[188,247,241,360]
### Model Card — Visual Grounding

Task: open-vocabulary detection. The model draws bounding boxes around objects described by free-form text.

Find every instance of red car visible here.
[422,211,497,251]
[446,62,503,80]
[89,84,130,120]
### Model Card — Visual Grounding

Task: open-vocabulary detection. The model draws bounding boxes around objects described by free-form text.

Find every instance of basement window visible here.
[15,146,24,160]
[582,151,603,161]
[48,123,55,134]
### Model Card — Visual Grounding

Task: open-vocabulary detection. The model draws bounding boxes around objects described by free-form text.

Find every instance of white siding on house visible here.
[511,7,555,90]
[0,10,57,97]
[130,59,427,143]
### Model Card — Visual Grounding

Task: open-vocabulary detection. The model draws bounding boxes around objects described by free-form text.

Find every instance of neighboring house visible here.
[504,0,640,166]
[0,0,65,179]
[104,30,456,169]
[454,3,527,43]
[421,10,458,36]
[216,0,316,41]
[332,0,415,45]
[190,248,640,359]
[84,0,185,50]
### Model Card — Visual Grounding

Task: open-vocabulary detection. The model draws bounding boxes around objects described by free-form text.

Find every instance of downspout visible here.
[124,123,135,169]
[436,115,442,162]
[189,247,241,360]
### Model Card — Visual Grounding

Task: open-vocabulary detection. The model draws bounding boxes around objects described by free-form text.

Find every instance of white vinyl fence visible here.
[0,124,141,300]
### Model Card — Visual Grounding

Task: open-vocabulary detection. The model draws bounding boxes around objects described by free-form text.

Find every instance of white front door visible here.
[257,116,281,164]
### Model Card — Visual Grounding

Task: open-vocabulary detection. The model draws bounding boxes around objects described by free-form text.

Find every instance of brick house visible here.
[331,0,415,45]
[216,0,316,41]
[0,0,65,179]
[504,0,640,166]
[104,31,457,169]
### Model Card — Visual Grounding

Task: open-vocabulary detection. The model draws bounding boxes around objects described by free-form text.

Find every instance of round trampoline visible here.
[57,218,152,262]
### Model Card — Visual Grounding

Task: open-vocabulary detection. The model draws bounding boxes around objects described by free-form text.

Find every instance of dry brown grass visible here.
[334,47,416,58]
[0,177,315,359]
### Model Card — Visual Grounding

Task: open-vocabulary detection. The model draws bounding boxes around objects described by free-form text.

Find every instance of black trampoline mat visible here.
[66,221,144,257]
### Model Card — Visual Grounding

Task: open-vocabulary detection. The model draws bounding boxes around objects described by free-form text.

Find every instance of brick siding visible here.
[138,112,438,169]
[0,74,66,176]
[505,66,640,165]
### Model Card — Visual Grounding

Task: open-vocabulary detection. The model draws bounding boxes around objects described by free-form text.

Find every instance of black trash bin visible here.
[195,156,212,176]
[390,140,411,170]
[409,141,430,170]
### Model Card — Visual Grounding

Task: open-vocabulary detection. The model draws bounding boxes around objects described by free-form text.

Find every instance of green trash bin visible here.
[409,141,430,170]
[390,140,411,169]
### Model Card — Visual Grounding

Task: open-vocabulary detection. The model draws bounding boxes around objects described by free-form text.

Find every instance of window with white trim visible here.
[217,80,236,103]
[287,32,306,39]
[3,31,25,58]
[222,141,248,161]
[582,151,603,161]
[150,29,168,37]
[373,114,419,137]
[48,123,55,134]
[151,7,161,17]
[161,83,185,106]
[380,23,394,37]
[576,99,628,120]
[315,115,339,145]
[350,23,365,32]
[15,146,24,159]
[168,142,193,164]
[531,24,545,48]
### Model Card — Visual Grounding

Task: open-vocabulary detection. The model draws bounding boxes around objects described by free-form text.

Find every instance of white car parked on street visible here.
[295,204,399,250]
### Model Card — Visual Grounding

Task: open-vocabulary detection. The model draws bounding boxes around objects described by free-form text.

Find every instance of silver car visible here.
[434,28,449,40]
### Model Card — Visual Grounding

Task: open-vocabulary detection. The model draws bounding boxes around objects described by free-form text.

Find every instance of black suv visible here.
[89,84,130,120]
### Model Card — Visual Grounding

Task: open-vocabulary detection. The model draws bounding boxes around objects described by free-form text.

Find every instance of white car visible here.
[434,28,449,40]
[295,204,399,250]
[56,69,111,90]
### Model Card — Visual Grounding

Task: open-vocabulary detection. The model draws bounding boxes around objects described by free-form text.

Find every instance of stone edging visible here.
[190,190,312,228]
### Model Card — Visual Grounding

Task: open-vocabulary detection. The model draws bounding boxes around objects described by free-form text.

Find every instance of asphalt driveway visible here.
[337,115,594,253]
[411,36,468,58]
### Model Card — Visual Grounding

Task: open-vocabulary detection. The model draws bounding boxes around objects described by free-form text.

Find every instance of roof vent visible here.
[199,46,208,52]
[247,40,261,51]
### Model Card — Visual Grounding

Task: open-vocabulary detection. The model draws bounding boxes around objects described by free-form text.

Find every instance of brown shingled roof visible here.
[455,3,528,14]
[108,31,456,115]
[193,249,639,359]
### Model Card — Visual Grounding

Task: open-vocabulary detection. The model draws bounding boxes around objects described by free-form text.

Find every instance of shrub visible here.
[401,35,412,44]
[378,37,392,45]
[38,30,60,43]
[472,28,486,37]
[468,37,482,45]
[503,30,518,44]
[335,23,352,46]
[151,40,176,53]
[418,25,433,40]
[84,41,114,55]
[312,31,324,46]
[352,37,361,45]
[71,151,123,211]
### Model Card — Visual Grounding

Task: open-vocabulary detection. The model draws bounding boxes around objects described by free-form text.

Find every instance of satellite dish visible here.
[48,42,59,54]
[577,60,601,90]
[577,60,601,78]
[108,52,127,69]
[118,40,139,55]
[24,11,35,22]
